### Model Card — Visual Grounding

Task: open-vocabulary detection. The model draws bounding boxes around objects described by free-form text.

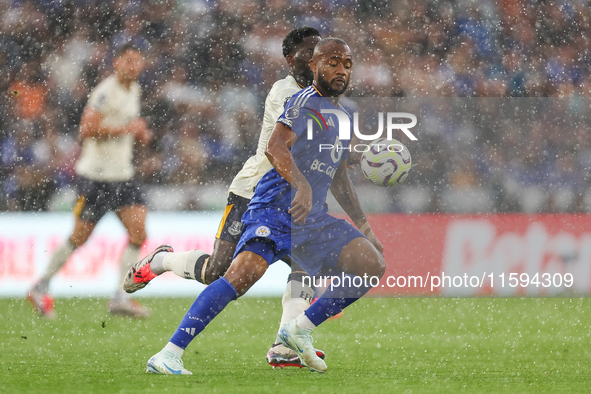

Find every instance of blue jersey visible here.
[249,85,352,223]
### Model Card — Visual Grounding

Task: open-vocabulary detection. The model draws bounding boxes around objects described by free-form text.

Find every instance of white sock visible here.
[119,244,141,284]
[39,240,76,291]
[162,250,208,280]
[164,341,184,358]
[149,252,168,274]
[279,280,314,327]
[296,313,317,332]
[115,244,141,300]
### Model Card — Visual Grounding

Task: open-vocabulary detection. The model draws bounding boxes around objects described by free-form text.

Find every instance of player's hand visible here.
[347,151,362,169]
[128,118,147,134]
[135,127,153,145]
[129,118,152,144]
[363,228,384,255]
[290,183,313,224]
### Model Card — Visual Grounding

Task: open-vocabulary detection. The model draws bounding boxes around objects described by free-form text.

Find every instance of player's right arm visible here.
[330,160,384,254]
[257,85,298,155]
[265,122,312,224]
[79,107,151,143]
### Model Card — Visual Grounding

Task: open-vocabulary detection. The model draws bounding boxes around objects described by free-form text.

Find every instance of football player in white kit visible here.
[28,44,153,318]
[123,28,327,367]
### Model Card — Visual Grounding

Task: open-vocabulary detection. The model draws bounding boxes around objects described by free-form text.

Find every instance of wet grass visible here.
[0,297,589,393]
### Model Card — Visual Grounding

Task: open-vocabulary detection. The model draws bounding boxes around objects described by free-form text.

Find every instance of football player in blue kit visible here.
[145,38,385,374]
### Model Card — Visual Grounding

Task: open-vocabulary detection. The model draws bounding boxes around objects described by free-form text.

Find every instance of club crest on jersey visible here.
[255,226,271,237]
[228,220,242,236]
[284,105,300,119]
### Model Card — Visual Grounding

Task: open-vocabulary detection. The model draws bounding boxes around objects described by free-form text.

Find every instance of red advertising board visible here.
[369,214,590,296]
[0,213,589,297]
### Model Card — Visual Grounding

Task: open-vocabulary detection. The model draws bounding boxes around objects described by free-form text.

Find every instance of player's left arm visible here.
[330,160,384,254]
[266,122,313,224]
[346,133,362,169]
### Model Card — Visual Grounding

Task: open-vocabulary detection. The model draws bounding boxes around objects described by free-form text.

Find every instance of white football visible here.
[360,138,412,187]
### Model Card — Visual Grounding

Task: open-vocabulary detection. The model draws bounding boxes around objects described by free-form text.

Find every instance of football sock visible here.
[193,253,211,284]
[112,289,131,301]
[110,243,141,301]
[279,272,314,327]
[149,251,167,274]
[152,250,210,283]
[296,313,317,331]
[304,274,373,327]
[119,243,141,284]
[39,240,76,291]
[169,277,238,349]
[164,341,184,358]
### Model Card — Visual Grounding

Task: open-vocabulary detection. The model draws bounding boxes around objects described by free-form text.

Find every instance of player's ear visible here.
[286,54,295,67]
[309,58,317,74]
[113,55,124,71]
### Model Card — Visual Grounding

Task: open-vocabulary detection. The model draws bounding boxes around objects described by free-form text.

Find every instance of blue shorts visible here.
[235,207,364,277]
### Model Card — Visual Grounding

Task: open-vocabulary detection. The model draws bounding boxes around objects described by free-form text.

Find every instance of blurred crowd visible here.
[0,0,590,213]
[382,97,591,214]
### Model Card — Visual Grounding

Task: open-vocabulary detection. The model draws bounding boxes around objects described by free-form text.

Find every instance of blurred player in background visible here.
[28,44,153,319]
[123,27,325,368]
[143,37,385,375]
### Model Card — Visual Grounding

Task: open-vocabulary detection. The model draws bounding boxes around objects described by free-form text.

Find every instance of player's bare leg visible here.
[69,216,98,247]
[125,194,243,289]
[108,204,150,318]
[124,240,228,290]
[146,251,267,375]
[266,257,325,369]
[125,236,325,367]
[223,251,268,295]
[28,217,96,317]
[203,238,236,284]
[277,237,385,373]
[117,204,147,246]
[336,237,386,278]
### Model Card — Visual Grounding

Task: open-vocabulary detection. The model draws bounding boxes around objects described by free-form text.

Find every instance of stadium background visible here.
[0,0,590,297]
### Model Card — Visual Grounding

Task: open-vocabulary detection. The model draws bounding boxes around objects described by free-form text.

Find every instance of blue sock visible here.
[169,277,238,348]
[304,274,372,327]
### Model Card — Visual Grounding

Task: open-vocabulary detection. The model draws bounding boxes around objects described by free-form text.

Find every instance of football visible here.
[360,138,412,187]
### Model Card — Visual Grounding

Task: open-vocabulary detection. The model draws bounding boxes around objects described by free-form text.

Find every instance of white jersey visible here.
[75,75,141,182]
[228,75,302,199]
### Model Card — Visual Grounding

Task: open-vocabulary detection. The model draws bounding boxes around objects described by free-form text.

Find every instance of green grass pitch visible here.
[1,297,589,393]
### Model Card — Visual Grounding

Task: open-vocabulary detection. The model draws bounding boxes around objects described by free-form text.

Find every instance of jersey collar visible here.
[311,84,323,96]
[288,74,305,89]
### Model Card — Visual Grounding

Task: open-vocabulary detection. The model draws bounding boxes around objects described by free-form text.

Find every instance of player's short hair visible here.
[282,27,321,58]
[314,37,349,54]
[116,43,141,57]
